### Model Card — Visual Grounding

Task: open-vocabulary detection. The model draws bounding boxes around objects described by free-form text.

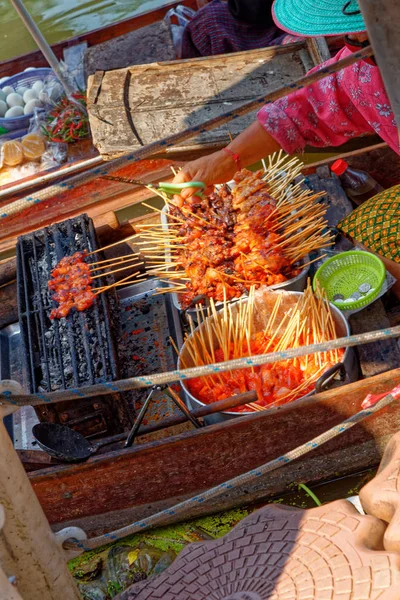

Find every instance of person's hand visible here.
[172,149,237,203]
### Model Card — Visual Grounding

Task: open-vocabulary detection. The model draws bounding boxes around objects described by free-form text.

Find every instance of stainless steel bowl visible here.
[178,291,357,424]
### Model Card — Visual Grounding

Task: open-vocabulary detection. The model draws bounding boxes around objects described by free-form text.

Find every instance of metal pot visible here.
[178,291,357,424]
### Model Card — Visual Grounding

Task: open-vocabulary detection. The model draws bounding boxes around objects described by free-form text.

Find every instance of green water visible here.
[0,0,168,62]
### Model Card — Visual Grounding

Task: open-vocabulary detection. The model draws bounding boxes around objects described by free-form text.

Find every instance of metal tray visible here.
[1,278,185,448]
[117,278,184,421]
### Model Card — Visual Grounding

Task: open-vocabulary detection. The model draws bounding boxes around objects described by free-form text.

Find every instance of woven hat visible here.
[272,0,366,36]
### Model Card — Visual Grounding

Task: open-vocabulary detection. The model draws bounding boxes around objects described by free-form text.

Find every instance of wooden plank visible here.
[0,0,198,78]
[0,159,177,255]
[305,38,331,65]
[54,437,384,537]
[84,21,176,80]
[304,141,400,189]
[88,43,308,158]
[350,300,400,378]
[0,257,16,286]
[0,281,18,329]
[303,140,387,171]
[29,368,400,534]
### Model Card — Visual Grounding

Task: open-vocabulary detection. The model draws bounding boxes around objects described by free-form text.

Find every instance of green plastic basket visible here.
[313,251,386,311]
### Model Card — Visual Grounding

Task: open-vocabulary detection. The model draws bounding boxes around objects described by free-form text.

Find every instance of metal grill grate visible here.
[17,214,119,394]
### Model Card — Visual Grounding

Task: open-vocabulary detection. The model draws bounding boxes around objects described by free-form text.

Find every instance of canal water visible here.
[0,0,168,62]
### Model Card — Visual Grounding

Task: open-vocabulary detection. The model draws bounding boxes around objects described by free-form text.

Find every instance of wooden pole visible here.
[0,410,80,600]
[0,507,24,600]
[358,0,400,140]
[9,0,75,96]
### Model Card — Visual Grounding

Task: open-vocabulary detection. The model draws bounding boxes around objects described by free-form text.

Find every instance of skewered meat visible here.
[167,171,301,307]
[48,250,95,319]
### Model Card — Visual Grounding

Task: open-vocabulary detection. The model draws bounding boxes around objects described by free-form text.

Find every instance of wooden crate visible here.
[87,43,311,159]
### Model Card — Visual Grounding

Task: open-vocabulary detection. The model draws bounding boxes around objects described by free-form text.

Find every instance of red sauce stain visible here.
[132,355,145,362]
[131,328,144,335]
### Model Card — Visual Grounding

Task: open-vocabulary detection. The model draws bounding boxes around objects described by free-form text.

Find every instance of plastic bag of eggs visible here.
[0,78,49,119]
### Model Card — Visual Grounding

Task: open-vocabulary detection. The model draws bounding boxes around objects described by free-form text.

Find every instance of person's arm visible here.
[173,121,281,196]
[174,48,376,197]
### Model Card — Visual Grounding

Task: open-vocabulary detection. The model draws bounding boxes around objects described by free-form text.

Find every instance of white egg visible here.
[23,89,38,103]
[5,106,24,118]
[32,80,44,93]
[0,77,9,85]
[0,100,7,117]
[16,86,28,97]
[6,93,24,108]
[2,86,14,97]
[0,89,5,102]
[24,98,43,114]
[24,67,36,72]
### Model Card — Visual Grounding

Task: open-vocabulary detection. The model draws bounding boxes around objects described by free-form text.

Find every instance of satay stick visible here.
[94,271,141,295]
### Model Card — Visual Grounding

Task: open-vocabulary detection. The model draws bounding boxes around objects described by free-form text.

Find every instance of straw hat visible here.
[272,0,366,36]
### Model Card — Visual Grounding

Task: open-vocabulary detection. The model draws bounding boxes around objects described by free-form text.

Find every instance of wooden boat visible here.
[6,139,400,540]
[0,0,198,78]
[24,368,400,537]
[1,0,400,548]
[0,0,311,253]
[0,1,197,209]
[0,0,375,253]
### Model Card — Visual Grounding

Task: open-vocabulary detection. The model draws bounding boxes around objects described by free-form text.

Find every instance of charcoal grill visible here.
[17,214,132,437]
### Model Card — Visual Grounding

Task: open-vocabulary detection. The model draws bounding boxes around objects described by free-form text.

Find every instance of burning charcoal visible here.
[18,215,119,394]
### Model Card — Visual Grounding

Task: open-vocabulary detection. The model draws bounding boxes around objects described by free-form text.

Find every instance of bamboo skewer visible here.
[91,261,144,280]
[182,281,344,413]
[94,271,141,295]
[90,256,143,273]
[89,252,141,267]
[86,152,332,299]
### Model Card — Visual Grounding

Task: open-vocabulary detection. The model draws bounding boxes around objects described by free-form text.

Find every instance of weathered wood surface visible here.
[306,168,353,228]
[0,257,16,286]
[0,0,198,77]
[29,368,400,536]
[87,43,308,159]
[358,0,400,128]
[304,141,400,189]
[84,21,176,80]
[346,145,400,189]
[0,281,18,329]
[0,159,176,255]
[350,299,400,378]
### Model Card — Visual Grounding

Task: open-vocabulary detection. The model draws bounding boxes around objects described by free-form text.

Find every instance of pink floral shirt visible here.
[258,47,399,155]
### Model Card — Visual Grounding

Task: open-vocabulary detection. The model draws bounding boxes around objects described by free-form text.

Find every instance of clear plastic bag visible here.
[38,89,89,144]
[164,5,196,58]
[0,110,68,184]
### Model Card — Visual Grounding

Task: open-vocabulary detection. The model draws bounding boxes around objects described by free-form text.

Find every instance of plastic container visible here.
[0,68,56,133]
[331,159,383,206]
[313,250,386,311]
[178,292,356,424]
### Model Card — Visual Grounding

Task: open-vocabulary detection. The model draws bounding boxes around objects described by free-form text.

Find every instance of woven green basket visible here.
[313,251,386,311]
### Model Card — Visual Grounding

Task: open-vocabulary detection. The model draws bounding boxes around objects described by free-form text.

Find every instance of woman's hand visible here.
[172,149,237,200]
[172,120,281,203]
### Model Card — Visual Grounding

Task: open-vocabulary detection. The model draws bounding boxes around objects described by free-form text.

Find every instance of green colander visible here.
[313,251,386,311]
